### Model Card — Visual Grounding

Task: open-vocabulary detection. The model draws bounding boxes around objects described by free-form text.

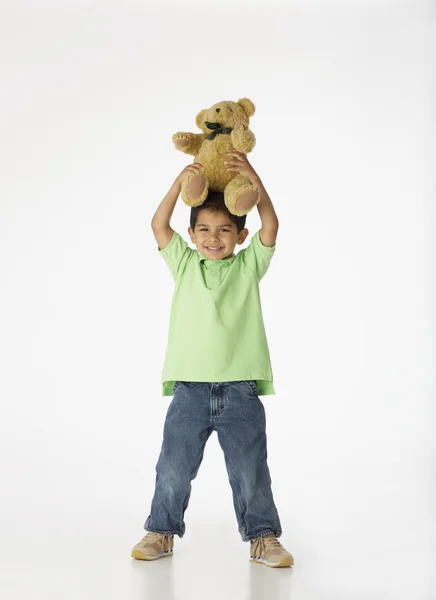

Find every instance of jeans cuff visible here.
[244,527,282,542]
[144,516,184,538]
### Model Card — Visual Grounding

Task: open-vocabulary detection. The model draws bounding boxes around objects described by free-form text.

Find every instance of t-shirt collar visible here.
[197,250,235,264]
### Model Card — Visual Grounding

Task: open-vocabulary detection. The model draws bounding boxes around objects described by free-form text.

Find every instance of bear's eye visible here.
[216,108,221,113]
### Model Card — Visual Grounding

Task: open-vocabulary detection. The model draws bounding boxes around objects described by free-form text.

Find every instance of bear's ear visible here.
[196,109,207,129]
[237,98,255,118]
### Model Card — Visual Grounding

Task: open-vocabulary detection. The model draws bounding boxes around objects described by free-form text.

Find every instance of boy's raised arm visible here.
[250,174,279,247]
[151,162,204,250]
[151,180,178,250]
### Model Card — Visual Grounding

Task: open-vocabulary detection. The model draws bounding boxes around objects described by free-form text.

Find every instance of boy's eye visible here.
[199,228,229,232]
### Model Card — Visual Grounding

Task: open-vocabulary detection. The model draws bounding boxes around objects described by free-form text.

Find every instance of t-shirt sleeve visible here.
[240,230,276,281]
[157,230,194,281]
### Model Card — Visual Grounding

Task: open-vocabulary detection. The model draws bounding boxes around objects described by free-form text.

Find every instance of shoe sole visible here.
[250,555,294,568]
[131,549,174,561]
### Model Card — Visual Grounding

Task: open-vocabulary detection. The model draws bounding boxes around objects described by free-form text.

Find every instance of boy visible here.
[131,150,294,568]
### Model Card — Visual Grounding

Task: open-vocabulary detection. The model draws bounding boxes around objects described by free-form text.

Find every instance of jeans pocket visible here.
[244,380,258,395]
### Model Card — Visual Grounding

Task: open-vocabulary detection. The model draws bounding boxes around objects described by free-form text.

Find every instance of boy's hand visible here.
[174,162,204,185]
[224,150,259,184]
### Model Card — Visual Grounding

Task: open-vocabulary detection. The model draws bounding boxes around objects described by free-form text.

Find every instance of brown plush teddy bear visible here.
[172,97,260,217]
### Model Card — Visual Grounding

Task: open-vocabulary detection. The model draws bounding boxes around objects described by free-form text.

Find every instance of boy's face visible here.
[188,209,249,261]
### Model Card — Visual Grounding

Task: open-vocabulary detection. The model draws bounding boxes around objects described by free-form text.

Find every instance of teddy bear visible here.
[172,97,260,217]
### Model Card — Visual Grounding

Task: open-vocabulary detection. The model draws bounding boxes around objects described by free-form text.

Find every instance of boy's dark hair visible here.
[190,191,247,234]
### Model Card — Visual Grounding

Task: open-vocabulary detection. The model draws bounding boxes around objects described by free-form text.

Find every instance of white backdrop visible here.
[1,1,434,599]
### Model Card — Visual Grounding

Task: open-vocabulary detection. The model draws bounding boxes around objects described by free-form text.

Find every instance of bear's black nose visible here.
[216,108,221,113]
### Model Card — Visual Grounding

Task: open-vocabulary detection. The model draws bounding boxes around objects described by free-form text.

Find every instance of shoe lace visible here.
[144,532,165,542]
[262,535,282,550]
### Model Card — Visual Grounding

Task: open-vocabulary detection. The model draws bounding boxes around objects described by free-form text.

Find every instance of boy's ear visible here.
[237,228,249,244]
[188,226,195,243]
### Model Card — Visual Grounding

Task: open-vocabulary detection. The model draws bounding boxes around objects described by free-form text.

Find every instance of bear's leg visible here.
[180,173,209,207]
[224,175,260,216]
[236,188,259,213]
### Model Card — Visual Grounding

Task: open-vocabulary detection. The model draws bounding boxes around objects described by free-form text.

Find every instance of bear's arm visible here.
[173,132,205,156]
[231,126,256,154]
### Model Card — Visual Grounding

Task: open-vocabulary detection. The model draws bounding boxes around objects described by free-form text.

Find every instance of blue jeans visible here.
[144,380,282,542]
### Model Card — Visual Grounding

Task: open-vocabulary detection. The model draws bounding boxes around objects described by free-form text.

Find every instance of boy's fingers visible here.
[227,152,245,160]
[188,165,203,174]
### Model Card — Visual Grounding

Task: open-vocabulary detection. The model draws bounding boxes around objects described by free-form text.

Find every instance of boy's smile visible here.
[188,209,249,261]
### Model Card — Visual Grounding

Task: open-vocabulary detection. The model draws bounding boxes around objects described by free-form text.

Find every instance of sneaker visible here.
[250,534,294,568]
[131,532,174,561]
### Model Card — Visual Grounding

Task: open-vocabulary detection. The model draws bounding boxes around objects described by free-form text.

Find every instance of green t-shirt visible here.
[158,230,276,396]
